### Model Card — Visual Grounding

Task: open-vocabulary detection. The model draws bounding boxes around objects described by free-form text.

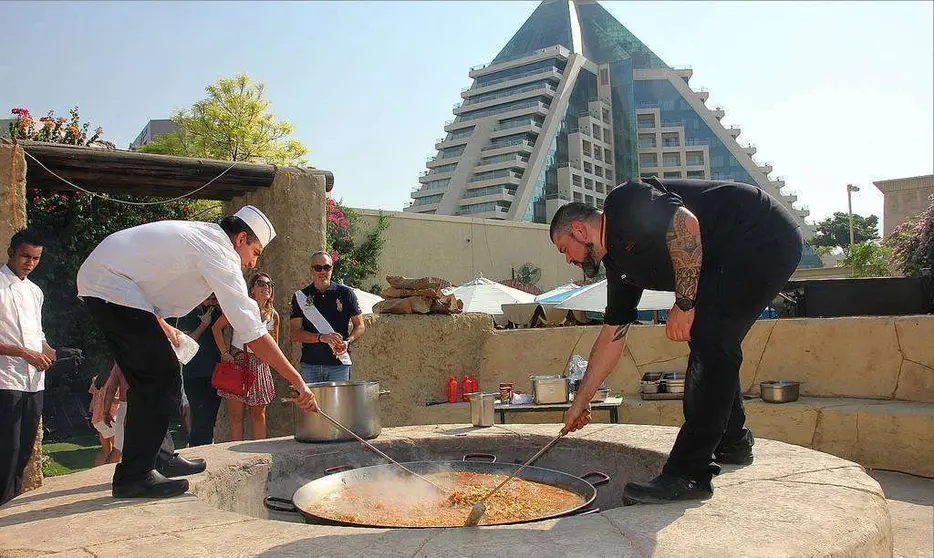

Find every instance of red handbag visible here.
[212,357,256,397]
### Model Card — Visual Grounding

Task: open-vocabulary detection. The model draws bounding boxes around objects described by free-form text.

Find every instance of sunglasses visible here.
[313,264,332,272]
[254,279,273,287]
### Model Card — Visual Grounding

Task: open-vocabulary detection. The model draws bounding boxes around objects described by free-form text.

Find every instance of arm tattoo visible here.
[665,208,703,302]
[612,323,631,342]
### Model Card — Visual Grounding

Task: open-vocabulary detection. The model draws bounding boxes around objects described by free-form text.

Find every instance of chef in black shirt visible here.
[551,177,803,505]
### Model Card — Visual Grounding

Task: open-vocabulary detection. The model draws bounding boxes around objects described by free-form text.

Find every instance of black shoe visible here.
[716,433,755,466]
[156,454,207,478]
[112,470,189,499]
[622,473,713,505]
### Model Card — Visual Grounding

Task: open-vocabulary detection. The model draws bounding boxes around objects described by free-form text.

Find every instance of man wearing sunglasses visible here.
[290,251,364,383]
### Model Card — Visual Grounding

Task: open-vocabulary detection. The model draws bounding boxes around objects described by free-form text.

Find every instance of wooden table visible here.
[494,396,624,424]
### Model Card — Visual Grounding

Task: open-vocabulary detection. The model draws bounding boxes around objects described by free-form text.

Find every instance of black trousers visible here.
[184,376,221,447]
[84,298,182,484]
[0,389,43,506]
[663,228,804,482]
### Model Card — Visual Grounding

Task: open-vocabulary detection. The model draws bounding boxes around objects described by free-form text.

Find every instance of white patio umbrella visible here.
[555,280,675,312]
[534,282,579,302]
[352,288,384,315]
[444,276,536,316]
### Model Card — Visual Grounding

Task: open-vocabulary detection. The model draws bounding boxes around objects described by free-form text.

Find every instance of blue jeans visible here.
[300,363,351,384]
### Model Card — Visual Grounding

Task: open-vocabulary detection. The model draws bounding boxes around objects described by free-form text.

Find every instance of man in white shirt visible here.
[78,206,316,499]
[0,228,58,506]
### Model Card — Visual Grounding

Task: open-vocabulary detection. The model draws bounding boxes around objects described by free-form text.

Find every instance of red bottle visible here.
[447,376,459,403]
[461,376,471,402]
[462,375,479,401]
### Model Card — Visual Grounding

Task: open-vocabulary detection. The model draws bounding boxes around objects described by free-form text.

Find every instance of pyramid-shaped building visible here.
[406,0,816,261]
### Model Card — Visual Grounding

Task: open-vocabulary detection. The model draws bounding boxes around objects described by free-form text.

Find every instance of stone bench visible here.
[409,396,934,478]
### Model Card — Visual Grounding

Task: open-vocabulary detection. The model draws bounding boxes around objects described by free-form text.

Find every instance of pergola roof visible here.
[19,140,334,201]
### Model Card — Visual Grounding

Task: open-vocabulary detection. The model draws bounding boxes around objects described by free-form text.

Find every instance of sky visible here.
[2,1,932,228]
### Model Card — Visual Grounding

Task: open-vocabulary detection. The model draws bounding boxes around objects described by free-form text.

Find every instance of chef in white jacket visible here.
[78,205,316,499]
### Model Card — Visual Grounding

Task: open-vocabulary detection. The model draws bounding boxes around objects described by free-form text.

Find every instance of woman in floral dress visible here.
[212,272,278,441]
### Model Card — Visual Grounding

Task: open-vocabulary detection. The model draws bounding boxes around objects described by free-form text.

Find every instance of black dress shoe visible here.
[113,470,189,499]
[716,432,755,466]
[622,473,713,505]
[156,454,207,478]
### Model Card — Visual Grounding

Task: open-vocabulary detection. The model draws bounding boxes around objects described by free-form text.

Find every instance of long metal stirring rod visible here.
[464,431,566,526]
[284,398,448,494]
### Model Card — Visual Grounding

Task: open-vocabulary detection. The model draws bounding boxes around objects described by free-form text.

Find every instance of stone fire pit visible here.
[0,424,892,556]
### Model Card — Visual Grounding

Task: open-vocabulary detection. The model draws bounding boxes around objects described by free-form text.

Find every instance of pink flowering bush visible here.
[886,193,934,277]
[9,107,103,146]
[326,197,388,291]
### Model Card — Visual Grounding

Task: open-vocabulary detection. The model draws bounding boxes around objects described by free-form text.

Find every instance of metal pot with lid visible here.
[293,381,390,442]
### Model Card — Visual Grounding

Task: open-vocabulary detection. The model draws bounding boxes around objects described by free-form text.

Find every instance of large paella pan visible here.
[265,454,609,528]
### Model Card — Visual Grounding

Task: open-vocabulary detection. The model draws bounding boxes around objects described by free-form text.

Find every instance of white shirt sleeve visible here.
[38,287,46,344]
[196,254,267,346]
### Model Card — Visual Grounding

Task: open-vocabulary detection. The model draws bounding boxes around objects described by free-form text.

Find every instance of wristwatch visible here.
[675,296,695,311]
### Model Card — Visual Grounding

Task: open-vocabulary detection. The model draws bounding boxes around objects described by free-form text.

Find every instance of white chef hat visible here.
[233,205,277,247]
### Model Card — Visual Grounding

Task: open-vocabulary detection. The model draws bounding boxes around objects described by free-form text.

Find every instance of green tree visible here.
[137,74,308,166]
[810,212,880,249]
[327,198,389,292]
[840,241,892,278]
[8,106,194,421]
[886,193,934,277]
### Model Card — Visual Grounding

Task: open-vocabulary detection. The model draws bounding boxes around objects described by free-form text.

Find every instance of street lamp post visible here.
[847,184,860,247]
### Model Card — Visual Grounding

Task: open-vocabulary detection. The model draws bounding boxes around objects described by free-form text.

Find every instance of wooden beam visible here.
[20,141,276,198]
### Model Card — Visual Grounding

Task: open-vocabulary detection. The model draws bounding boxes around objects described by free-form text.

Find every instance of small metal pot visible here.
[760,380,800,403]
[293,381,390,442]
[468,392,496,427]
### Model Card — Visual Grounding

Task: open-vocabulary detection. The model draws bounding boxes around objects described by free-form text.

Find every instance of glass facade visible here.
[525,68,599,223]
[633,79,756,185]
[632,79,820,267]
[490,1,574,65]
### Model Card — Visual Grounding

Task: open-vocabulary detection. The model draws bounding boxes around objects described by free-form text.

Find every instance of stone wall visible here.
[346,313,934,429]
[344,313,934,476]
[354,314,934,426]
[0,141,42,494]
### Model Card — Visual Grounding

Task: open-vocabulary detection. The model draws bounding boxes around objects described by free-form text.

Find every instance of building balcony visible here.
[742,144,757,156]
[780,193,798,204]
[770,176,786,189]
[758,162,774,174]
[480,140,535,155]
[711,107,725,120]
[491,123,541,140]
[673,66,693,82]
[453,87,555,116]
[454,205,511,218]
[418,169,455,183]
[443,119,475,132]
[460,188,516,202]
[728,126,742,138]
[462,68,563,99]
[468,45,568,78]
[465,174,522,189]
[426,154,463,168]
[411,187,448,199]
[474,156,529,173]
[406,200,441,212]
[435,136,470,150]
[695,89,709,103]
